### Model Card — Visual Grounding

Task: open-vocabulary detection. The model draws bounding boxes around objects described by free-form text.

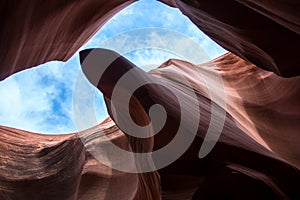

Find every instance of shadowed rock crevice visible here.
[0,0,300,199]
[79,49,300,199]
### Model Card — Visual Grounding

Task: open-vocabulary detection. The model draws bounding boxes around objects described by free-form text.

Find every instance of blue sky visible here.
[0,0,226,134]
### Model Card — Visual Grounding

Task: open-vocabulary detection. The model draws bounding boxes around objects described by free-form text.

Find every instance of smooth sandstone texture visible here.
[0,118,159,200]
[79,48,299,199]
[0,0,299,80]
[159,0,300,77]
[0,51,299,199]
[0,0,300,199]
[0,0,135,81]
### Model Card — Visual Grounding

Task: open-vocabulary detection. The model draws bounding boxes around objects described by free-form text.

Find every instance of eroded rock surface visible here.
[160,0,300,77]
[80,49,299,199]
[0,0,299,199]
[0,0,135,80]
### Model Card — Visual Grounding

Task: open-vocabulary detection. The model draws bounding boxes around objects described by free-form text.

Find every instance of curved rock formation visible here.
[0,0,135,81]
[0,0,299,199]
[0,126,85,200]
[1,50,299,199]
[160,0,300,77]
[80,48,300,199]
[1,0,299,80]
[0,118,159,200]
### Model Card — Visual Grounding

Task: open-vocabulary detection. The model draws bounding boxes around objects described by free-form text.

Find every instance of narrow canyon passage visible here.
[0,0,299,199]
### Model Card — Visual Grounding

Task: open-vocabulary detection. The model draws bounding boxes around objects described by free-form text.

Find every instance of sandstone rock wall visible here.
[0,0,299,199]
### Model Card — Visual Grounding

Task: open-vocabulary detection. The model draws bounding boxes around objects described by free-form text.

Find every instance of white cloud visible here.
[0,74,56,133]
[0,0,226,134]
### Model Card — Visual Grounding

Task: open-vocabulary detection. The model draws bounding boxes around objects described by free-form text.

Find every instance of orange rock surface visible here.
[0,0,299,199]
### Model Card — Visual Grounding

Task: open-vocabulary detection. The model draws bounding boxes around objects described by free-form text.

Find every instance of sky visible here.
[0,0,226,134]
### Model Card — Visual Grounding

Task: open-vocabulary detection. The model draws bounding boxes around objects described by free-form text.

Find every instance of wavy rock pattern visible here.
[0,0,299,199]
[1,0,299,80]
[0,0,135,81]
[80,49,299,199]
[0,117,161,200]
[160,0,300,77]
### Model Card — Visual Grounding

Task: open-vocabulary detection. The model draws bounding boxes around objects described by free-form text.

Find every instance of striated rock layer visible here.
[1,0,300,80]
[160,0,300,77]
[80,49,300,199]
[0,0,135,81]
[1,51,299,199]
[0,0,299,199]
[0,118,159,200]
